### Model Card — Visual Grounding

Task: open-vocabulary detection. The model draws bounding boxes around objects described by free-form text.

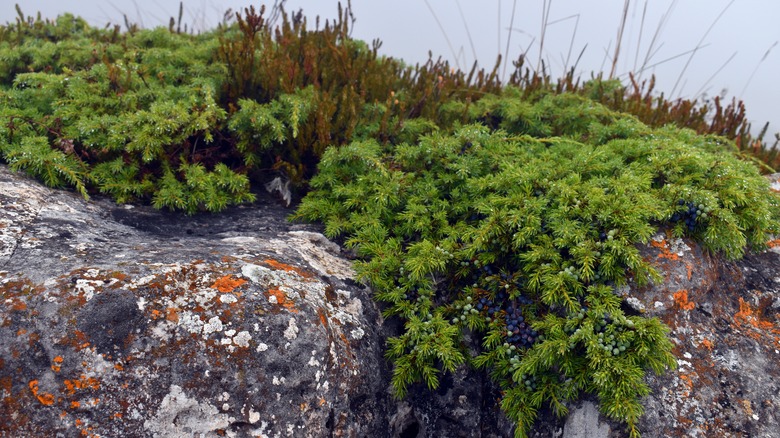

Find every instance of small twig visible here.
[503,0,519,81]
[740,41,777,96]
[534,0,549,75]
[670,0,734,98]
[424,0,461,70]
[632,1,648,73]
[609,0,630,79]
[694,51,737,99]
[619,44,712,78]
[455,0,478,66]
[638,0,677,78]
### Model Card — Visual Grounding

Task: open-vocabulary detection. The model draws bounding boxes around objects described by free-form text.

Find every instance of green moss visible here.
[293,95,780,437]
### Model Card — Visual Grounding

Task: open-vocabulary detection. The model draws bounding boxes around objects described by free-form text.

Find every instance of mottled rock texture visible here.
[1,164,779,437]
[0,165,515,438]
[620,233,780,437]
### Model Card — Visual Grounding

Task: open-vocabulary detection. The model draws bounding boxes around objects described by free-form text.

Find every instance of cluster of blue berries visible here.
[670,200,711,232]
[476,291,507,316]
[504,304,538,348]
[474,291,538,349]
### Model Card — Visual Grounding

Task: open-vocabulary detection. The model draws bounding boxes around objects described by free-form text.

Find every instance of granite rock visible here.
[2,164,780,437]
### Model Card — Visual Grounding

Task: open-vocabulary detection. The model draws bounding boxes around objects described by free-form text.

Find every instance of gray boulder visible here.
[2,164,779,437]
[0,165,514,437]
[0,164,391,437]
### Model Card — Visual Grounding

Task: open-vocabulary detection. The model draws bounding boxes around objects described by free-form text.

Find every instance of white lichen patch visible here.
[283,231,356,280]
[233,331,251,348]
[668,238,691,257]
[151,321,175,342]
[248,408,260,424]
[283,318,299,340]
[242,263,301,287]
[135,274,156,286]
[137,296,148,311]
[256,342,269,352]
[317,380,330,391]
[203,316,224,336]
[84,268,101,278]
[625,296,646,313]
[308,353,321,367]
[144,385,234,437]
[178,311,204,334]
[220,293,238,304]
[74,278,103,302]
[350,328,365,340]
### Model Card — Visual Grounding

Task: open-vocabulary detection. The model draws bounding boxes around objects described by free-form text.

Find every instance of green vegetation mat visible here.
[293,91,779,436]
[2,7,779,437]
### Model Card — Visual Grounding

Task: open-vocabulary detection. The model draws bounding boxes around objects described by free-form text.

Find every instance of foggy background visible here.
[3,0,778,138]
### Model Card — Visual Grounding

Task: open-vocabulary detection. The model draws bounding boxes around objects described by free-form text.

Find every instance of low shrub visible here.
[293,93,780,436]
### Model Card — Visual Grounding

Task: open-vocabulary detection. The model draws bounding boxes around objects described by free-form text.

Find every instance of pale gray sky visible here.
[3,1,779,137]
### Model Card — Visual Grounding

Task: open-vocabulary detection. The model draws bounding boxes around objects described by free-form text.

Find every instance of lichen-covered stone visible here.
[0,164,393,437]
[561,232,780,438]
[3,164,780,437]
[0,165,511,437]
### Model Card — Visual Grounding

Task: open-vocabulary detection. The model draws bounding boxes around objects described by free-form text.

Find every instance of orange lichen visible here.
[61,330,92,351]
[28,380,55,406]
[264,259,313,278]
[317,308,328,327]
[266,288,298,313]
[51,356,64,373]
[16,328,27,336]
[650,237,681,261]
[63,375,101,395]
[151,309,162,319]
[699,338,714,351]
[113,363,123,371]
[679,373,694,389]
[71,401,81,409]
[165,307,179,323]
[109,272,128,281]
[9,299,27,311]
[211,275,247,293]
[767,238,780,248]
[673,290,696,311]
[734,297,774,330]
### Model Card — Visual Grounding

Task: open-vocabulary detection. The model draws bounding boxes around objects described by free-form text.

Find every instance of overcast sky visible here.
[3,1,779,137]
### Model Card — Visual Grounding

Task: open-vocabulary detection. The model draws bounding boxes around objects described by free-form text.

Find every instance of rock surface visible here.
[0,165,517,438]
[2,164,780,437]
[620,233,780,437]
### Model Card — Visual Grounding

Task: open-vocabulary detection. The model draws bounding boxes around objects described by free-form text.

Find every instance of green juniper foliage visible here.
[0,5,501,213]
[294,92,780,437]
